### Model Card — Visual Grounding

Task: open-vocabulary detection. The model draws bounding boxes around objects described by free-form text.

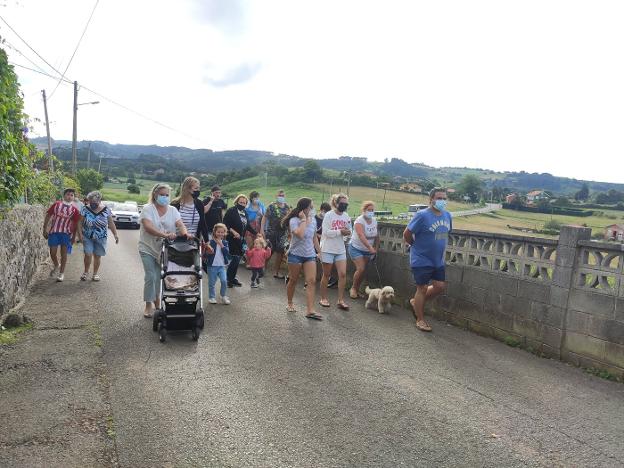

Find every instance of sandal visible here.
[143,311,153,318]
[305,313,323,321]
[416,320,432,332]
[337,302,350,311]
[349,289,359,299]
[287,304,297,313]
[318,299,330,308]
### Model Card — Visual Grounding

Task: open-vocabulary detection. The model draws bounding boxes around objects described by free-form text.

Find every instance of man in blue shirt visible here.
[403,188,452,332]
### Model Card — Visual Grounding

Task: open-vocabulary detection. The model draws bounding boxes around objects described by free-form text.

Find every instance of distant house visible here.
[399,183,422,193]
[605,224,624,242]
[506,193,518,204]
[526,190,551,203]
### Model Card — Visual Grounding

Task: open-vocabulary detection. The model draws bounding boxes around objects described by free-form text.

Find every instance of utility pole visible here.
[72,81,78,176]
[42,89,53,172]
[98,155,102,173]
[87,142,92,169]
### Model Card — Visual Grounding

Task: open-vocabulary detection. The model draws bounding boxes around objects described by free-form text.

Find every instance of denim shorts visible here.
[411,266,445,285]
[348,244,373,259]
[83,237,107,256]
[288,253,317,264]
[48,232,72,254]
[321,251,347,264]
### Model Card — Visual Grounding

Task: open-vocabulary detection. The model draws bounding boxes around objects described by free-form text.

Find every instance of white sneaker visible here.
[49,267,58,278]
[56,273,64,282]
[222,296,231,305]
[92,275,101,282]
[208,298,217,304]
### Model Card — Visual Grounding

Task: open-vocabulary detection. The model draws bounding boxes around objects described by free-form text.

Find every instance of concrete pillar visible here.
[552,225,592,358]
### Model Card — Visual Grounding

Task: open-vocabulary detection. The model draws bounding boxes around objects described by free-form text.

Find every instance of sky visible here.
[1,0,623,183]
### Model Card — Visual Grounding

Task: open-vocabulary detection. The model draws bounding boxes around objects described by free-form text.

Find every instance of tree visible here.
[302,159,323,181]
[76,168,104,195]
[457,174,483,202]
[574,183,589,201]
[127,184,140,194]
[127,177,136,184]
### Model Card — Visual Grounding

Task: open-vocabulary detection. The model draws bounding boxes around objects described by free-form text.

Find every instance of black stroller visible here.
[152,237,205,342]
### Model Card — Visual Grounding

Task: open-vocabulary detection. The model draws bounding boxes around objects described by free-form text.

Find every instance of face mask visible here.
[237,203,247,211]
[192,190,200,199]
[337,202,348,213]
[252,198,259,204]
[89,202,99,210]
[310,209,316,217]
[365,211,375,218]
[156,195,169,206]
[277,196,285,204]
[318,212,325,219]
[62,200,72,206]
[434,199,448,211]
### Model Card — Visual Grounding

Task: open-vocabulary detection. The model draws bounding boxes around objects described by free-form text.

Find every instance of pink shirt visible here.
[245,247,272,269]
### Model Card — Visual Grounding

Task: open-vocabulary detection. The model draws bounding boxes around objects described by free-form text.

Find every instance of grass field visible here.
[100,176,621,238]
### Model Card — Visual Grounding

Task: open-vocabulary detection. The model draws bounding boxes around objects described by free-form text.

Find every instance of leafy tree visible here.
[574,183,589,201]
[302,159,323,181]
[127,177,136,184]
[457,174,483,202]
[127,183,140,194]
[76,168,104,195]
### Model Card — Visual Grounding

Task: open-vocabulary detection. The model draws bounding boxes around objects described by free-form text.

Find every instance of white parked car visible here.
[112,203,140,229]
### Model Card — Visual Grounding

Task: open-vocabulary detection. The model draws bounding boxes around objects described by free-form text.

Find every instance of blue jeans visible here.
[208,266,227,299]
[140,251,160,302]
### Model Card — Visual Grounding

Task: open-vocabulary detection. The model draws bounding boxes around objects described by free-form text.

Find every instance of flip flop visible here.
[287,304,297,313]
[416,320,432,332]
[305,313,323,321]
[318,300,330,308]
[349,290,359,299]
[143,311,153,318]
[337,302,350,311]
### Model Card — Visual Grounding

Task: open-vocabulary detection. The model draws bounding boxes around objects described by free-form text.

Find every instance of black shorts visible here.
[267,231,288,253]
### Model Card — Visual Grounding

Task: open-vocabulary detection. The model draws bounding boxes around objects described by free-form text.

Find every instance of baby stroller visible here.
[152,236,205,342]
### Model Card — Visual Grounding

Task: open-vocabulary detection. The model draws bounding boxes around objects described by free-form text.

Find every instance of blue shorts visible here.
[83,237,108,257]
[321,252,347,264]
[48,232,72,254]
[287,253,317,264]
[411,266,445,285]
[348,244,373,259]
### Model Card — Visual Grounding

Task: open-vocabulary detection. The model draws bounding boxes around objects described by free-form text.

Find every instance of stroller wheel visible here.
[191,327,199,341]
[152,309,161,332]
[159,324,167,343]
[198,309,205,330]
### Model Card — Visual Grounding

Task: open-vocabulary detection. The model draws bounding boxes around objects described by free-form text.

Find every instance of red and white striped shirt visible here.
[47,201,80,235]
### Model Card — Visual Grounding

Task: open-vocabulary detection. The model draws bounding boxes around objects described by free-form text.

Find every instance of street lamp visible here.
[71,79,99,176]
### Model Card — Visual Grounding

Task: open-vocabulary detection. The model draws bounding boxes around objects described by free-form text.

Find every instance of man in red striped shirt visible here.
[43,188,82,282]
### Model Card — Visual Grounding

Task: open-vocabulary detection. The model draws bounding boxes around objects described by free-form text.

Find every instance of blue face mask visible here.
[434,199,448,211]
[365,211,375,218]
[276,196,285,204]
[156,195,170,206]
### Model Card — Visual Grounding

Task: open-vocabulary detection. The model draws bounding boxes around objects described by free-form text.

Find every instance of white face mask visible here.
[62,200,72,206]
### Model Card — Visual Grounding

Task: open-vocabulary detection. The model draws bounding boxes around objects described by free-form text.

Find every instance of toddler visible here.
[204,223,231,304]
[245,237,272,288]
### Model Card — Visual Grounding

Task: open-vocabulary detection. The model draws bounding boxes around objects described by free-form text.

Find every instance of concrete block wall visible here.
[371,223,624,378]
[0,205,48,317]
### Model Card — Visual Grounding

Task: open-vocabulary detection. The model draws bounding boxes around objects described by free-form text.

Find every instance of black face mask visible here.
[337,202,349,213]
[192,190,200,199]
[237,203,246,211]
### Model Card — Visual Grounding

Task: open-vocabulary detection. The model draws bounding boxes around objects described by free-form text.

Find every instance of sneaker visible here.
[49,267,58,278]
[56,273,64,282]
[222,296,231,305]
[92,275,101,282]
[251,281,259,288]
[80,272,88,281]
[208,298,217,304]
[327,277,338,288]
[231,278,243,287]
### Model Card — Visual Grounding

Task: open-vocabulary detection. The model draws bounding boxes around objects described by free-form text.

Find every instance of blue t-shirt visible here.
[407,208,452,268]
[246,202,265,223]
[289,217,317,258]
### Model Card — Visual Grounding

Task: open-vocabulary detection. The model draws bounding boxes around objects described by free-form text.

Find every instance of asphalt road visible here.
[89,229,623,467]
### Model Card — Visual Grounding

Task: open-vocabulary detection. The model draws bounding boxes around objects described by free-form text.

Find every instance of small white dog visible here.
[364,286,395,314]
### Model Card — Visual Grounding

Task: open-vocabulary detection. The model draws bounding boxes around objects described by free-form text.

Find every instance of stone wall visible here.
[369,222,624,378]
[0,205,48,317]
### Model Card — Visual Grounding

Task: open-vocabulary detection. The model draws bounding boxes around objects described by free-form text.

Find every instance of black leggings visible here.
[251,268,263,283]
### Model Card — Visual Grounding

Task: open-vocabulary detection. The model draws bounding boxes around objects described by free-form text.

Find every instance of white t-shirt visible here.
[350,215,378,251]
[138,204,181,259]
[320,210,352,254]
[212,244,225,267]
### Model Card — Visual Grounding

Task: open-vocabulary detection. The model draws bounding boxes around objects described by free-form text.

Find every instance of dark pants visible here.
[227,255,241,282]
[251,268,263,283]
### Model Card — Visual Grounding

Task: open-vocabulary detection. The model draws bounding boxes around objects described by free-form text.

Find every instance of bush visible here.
[76,169,104,195]
[543,219,562,231]
[127,183,140,194]
[127,177,136,184]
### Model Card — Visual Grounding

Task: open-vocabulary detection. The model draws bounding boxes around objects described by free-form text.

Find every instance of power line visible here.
[2,39,50,76]
[9,61,73,84]
[0,14,66,78]
[48,0,99,100]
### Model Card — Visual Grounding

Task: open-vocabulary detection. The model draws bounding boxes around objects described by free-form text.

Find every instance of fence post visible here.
[552,225,592,358]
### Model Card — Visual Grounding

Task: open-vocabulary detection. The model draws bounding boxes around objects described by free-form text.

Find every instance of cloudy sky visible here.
[2,0,623,183]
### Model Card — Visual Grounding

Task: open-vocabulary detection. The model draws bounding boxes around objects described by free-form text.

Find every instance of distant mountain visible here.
[30,138,624,195]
